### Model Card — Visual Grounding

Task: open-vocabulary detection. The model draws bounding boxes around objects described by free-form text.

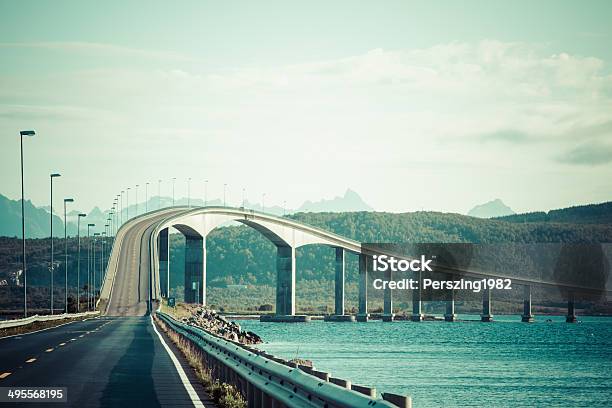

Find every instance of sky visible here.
[1,0,611,215]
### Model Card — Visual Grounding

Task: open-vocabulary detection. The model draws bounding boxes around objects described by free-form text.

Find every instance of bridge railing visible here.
[155,311,411,408]
[0,311,100,330]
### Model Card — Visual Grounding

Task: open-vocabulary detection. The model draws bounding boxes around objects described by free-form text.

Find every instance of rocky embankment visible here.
[182,307,263,345]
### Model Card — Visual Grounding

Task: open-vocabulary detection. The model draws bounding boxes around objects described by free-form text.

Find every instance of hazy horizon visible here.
[1,1,611,215]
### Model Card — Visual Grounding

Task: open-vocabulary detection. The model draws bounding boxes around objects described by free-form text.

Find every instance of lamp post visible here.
[135,184,139,216]
[283,200,286,216]
[223,183,227,207]
[126,187,130,220]
[145,182,149,213]
[63,198,74,313]
[262,193,266,213]
[49,172,61,314]
[187,178,191,208]
[242,188,246,208]
[87,223,95,310]
[172,177,176,206]
[101,230,107,286]
[204,180,208,206]
[93,233,100,307]
[20,130,35,317]
[76,213,86,312]
[158,179,161,209]
[120,191,124,225]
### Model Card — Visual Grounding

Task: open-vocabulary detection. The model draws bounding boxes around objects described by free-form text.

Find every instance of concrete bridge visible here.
[100,206,600,323]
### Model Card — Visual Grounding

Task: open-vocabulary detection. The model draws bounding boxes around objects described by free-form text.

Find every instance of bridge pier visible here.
[411,271,423,321]
[444,288,457,322]
[566,295,577,323]
[184,235,205,304]
[383,266,394,322]
[356,253,370,322]
[335,247,345,315]
[275,245,295,316]
[521,285,534,322]
[158,228,169,297]
[481,287,493,322]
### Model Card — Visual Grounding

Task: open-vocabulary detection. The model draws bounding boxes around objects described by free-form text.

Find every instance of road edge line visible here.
[150,315,204,407]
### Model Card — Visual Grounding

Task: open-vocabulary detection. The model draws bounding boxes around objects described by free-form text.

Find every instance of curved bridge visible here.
[100,206,365,317]
[100,206,606,322]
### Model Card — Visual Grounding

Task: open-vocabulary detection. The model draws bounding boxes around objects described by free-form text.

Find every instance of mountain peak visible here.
[468,199,515,219]
[297,189,373,213]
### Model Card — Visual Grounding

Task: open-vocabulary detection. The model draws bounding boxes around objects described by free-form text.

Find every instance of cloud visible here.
[0,41,196,62]
[558,142,612,166]
[479,129,531,143]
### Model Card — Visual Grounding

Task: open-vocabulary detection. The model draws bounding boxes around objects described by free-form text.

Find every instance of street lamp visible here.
[120,191,124,225]
[223,183,227,207]
[242,188,246,208]
[63,198,74,313]
[135,184,139,216]
[145,182,149,213]
[204,180,208,206]
[126,187,130,220]
[172,177,176,206]
[187,178,191,208]
[76,213,86,312]
[283,200,287,216]
[93,232,100,306]
[49,172,61,314]
[87,223,95,310]
[20,129,35,317]
[158,179,162,209]
[262,193,266,213]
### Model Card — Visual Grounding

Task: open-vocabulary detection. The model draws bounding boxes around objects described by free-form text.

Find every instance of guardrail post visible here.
[330,377,351,389]
[351,384,376,398]
[382,392,412,408]
[262,391,273,408]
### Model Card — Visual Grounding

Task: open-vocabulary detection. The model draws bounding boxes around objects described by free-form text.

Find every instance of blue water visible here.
[238,315,612,407]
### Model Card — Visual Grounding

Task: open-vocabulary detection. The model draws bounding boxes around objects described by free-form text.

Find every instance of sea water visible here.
[238,315,612,407]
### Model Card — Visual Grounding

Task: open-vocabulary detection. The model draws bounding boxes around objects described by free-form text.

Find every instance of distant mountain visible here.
[468,199,515,219]
[297,189,373,213]
[497,201,612,224]
[0,193,63,238]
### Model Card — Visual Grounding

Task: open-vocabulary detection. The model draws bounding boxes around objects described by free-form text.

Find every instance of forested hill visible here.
[201,210,612,286]
[495,201,612,225]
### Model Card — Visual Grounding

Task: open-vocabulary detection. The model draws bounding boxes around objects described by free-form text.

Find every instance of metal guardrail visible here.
[0,311,100,330]
[156,311,411,408]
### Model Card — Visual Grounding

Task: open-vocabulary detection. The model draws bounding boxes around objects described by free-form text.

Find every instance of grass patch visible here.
[154,314,246,408]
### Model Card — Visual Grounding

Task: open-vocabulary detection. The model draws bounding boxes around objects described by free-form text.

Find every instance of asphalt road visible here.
[0,209,214,407]
[0,316,212,407]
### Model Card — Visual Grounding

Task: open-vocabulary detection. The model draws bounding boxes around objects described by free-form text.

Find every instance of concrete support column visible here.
[275,245,295,316]
[481,287,493,322]
[411,271,423,321]
[566,294,577,323]
[382,266,394,322]
[521,285,534,322]
[334,247,345,316]
[184,235,204,304]
[357,253,369,322]
[444,288,457,322]
[158,228,169,297]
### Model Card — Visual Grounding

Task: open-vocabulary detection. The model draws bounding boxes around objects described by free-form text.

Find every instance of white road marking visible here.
[150,316,203,407]
[26,358,36,363]
[0,372,11,379]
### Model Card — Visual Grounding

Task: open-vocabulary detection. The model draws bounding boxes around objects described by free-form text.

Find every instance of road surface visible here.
[0,209,213,407]
[0,316,212,407]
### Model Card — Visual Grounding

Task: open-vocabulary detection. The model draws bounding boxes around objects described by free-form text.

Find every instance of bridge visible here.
[99,206,593,324]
